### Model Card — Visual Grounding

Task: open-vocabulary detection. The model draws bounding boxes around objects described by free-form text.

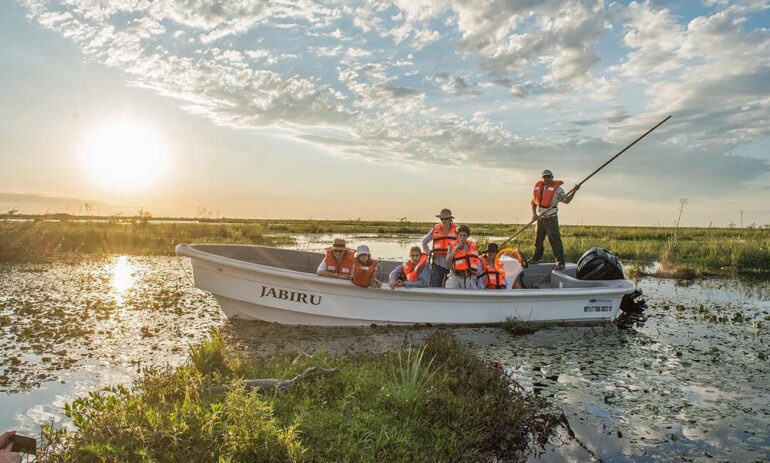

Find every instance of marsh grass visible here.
[2,217,768,274]
[37,331,558,462]
[188,329,230,376]
[502,316,551,335]
[390,344,438,401]
[0,221,292,262]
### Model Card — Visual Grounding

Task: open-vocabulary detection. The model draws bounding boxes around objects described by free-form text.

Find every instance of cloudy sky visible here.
[1,0,769,226]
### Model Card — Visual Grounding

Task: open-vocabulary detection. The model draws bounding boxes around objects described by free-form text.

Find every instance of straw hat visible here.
[436,208,454,219]
[482,243,499,254]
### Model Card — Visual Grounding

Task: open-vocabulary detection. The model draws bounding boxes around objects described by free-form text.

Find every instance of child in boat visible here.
[317,238,356,279]
[445,225,479,289]
[351,245,382,288]
[389,246,431,289]
[477,243,524,289]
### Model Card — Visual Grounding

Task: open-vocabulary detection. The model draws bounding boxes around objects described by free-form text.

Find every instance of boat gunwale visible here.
[176,243,635,299]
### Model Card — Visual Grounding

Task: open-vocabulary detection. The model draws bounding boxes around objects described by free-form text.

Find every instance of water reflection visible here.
[0,257,224,433]
[109,255,135,302]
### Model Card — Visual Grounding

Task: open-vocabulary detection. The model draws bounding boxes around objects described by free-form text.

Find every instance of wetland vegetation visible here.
[2,215,769,276]
[36,331,559,462]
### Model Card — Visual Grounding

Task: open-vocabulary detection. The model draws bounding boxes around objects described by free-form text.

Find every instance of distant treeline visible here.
[1,219,769,275]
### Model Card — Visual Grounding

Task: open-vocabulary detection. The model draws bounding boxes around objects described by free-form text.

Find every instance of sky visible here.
[1,0,769,227]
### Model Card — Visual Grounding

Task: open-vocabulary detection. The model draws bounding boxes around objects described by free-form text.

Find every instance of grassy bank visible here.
[38,330,558,462]
[2,218,769,274]
[0,221,292,262]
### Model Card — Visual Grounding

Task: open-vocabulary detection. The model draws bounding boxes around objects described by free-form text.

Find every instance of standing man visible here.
[530,169,579,270]
[422,208,458,287]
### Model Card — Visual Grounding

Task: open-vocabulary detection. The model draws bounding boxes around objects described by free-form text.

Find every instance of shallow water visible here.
[472,277,770,462]
[1,237,769,461]
[0,256,226,431]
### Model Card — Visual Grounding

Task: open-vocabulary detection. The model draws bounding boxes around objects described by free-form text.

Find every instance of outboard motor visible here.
[576,247,624,280]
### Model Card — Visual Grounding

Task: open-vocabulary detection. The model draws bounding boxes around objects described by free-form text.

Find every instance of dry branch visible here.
[243,366,339,392]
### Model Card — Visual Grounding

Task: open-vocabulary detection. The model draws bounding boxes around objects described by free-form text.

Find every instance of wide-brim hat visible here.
[436,208,454,219]
[482,243,499,254]
[331,238,347,250]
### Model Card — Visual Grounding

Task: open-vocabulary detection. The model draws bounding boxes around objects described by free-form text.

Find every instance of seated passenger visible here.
[445,225,479,289]
[317,238,356,279]
[351,245,382,288]
[389,246,431,289]
[477,243,523,289]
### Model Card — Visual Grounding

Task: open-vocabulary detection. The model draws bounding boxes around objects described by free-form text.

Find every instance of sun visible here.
[81,120,168,191]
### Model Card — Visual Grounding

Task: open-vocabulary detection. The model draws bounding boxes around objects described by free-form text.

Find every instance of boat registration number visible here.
[584,298,613,313]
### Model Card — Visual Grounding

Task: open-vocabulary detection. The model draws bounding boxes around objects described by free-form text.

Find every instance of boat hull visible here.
[177,244,634,326]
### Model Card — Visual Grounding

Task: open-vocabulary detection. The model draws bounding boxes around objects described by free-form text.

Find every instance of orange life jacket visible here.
[431,223,458,256]
[479,256,506,289]
[533,180,564,208]
[352,258,379,287]
[450,240,479,275]
[323,248,356,276]
[401,253,429,282]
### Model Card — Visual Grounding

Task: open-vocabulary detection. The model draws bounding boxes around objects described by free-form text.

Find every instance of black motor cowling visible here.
[576,247,624,280]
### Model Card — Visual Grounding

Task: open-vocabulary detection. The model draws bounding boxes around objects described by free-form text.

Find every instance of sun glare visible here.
[81,120,168,191]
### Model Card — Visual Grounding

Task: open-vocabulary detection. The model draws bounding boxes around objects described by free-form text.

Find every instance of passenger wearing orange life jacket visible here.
[421,208,458,288]
[445,225,479,289]
[476,243,525,290]
[389,246,431,289]
[351,245,382,288]
[530,169,579,270]
[317,238,356,279]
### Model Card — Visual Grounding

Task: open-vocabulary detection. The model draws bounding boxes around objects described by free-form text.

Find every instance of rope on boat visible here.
[176,255,200,291]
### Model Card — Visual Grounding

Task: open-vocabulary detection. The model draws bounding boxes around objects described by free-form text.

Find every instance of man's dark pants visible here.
[430,264,448,287]
[531,215,565,264]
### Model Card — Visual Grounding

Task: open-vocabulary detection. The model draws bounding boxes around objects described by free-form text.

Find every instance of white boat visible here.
[176,244,635,326]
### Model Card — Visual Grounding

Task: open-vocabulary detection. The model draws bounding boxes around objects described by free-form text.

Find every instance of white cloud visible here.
[17,0,770,201]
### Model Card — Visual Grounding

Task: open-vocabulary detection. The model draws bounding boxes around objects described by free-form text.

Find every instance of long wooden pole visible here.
[498,115,671,249]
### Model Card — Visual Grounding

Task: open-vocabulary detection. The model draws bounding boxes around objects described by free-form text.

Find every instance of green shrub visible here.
[188,329,230,376]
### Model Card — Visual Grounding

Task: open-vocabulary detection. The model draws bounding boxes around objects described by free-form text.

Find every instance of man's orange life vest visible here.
[401,253,429,282]
[323,248,356,276]
[352,258,379,287]
[533,180,564,208]
[479,256,506,289]
[431,223,458,256]
[450,240,479,274]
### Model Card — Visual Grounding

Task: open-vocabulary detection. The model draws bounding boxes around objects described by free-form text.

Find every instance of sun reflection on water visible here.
[110,256,135,301]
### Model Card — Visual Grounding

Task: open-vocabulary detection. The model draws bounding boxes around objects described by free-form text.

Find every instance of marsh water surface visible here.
[1,234,768,461]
